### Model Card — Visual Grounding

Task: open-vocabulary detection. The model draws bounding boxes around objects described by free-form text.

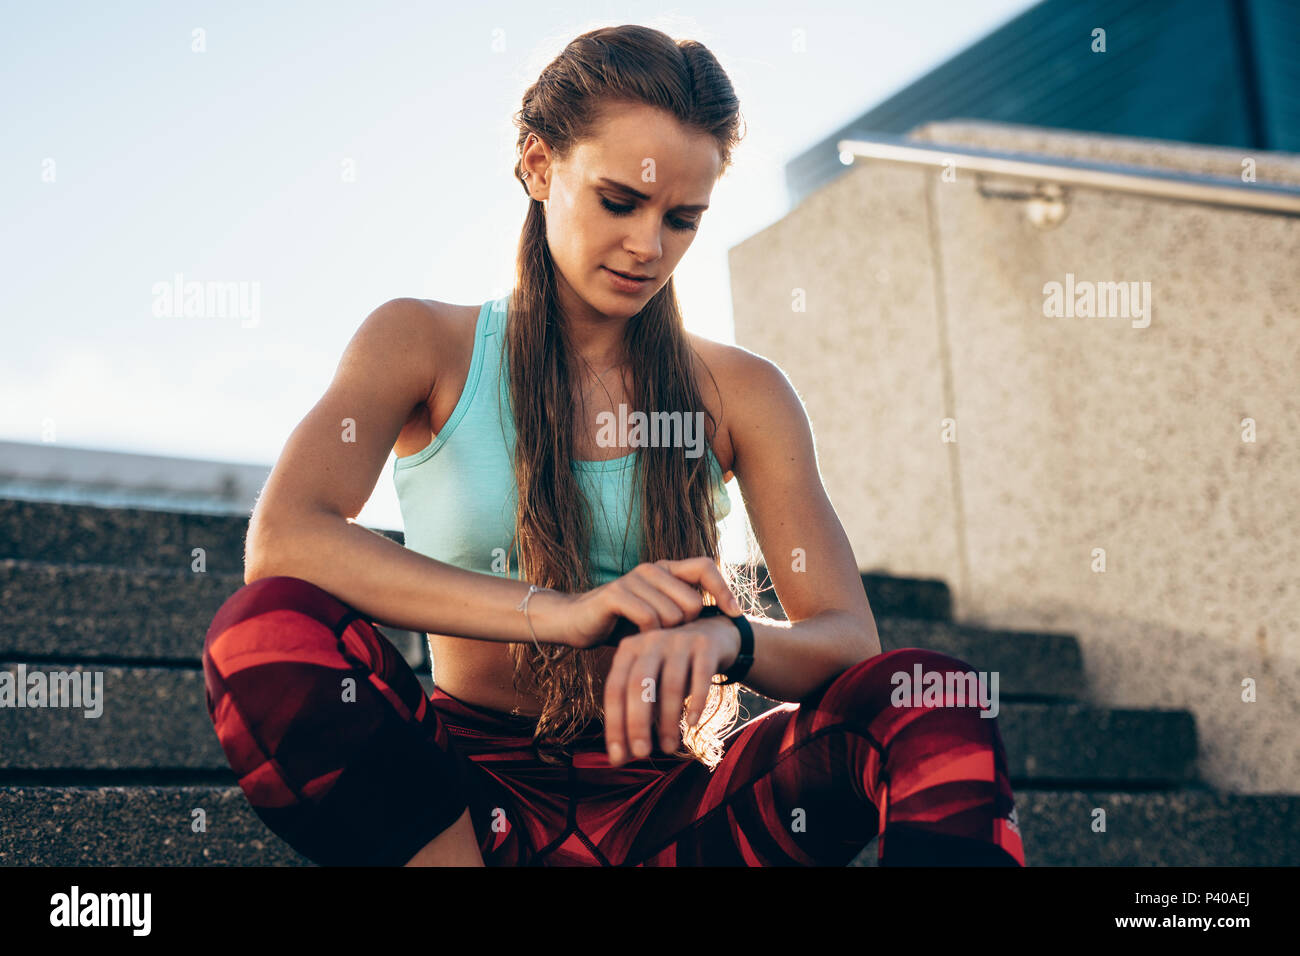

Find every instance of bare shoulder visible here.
[419,298,481,377]
[685,330,784,405]
[355,297,439,353]
[684,332,798,482]
[388,298,486,454]
[376,297,474,342]
[684,331,780,482]
[367,297,479,373]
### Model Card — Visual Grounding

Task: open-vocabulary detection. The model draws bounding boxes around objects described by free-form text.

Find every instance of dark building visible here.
[786,0,1300,205]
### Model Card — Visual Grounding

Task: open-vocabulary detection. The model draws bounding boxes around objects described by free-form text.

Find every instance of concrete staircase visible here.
[1,497,1294,866]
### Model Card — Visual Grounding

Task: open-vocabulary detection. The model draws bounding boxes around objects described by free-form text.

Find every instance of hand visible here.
[537,558,743,650]
[602,612,742,766]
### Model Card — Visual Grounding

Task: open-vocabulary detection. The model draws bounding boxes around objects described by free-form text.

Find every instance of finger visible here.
[623,572,691,629]
[603,641,638,766]
[663,557,742,615]
[657,635,693,754]
[645,562,708,621]
[608,587,665,634]
[685,641,717,730]
[625,642,664,760]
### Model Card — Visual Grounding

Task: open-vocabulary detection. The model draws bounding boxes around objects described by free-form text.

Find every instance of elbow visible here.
[243,560,271,587]
[242,506,341,585]
[242,503,348,585]
[243,548,274,586]
[243,512,285,585]
[847,610,882,662]
[863,616,882,660]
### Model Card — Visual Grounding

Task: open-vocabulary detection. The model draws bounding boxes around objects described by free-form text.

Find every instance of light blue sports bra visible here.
[393,293,732,585]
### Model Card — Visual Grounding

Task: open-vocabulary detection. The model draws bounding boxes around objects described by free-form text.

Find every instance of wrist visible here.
[526,587,574,645]
[699,605,754,685]
[697,605,741,670]
[719,616,742,670]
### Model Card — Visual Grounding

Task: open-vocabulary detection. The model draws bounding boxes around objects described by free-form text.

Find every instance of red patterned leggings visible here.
[202,575,1026,867]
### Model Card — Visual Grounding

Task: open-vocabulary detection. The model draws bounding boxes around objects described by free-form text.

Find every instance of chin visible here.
[605,293,649,316]
[592,284,647,311]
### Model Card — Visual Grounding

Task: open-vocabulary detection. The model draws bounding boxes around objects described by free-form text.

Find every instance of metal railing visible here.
[836,135,1300,217]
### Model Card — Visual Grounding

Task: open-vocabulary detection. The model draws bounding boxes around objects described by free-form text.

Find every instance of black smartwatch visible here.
[696,605,755,685]
[603,605,755,685]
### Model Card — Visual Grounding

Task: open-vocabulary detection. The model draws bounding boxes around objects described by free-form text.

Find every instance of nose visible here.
[623,214,663,265]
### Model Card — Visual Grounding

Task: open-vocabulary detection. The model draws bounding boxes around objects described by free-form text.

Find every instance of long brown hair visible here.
[501,25,761,767]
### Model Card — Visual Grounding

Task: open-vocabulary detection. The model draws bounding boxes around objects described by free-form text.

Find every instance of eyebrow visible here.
[597,177,709,212]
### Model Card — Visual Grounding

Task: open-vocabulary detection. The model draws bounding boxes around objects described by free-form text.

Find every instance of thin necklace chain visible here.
[573,351,628,453]
[575,351,627,402]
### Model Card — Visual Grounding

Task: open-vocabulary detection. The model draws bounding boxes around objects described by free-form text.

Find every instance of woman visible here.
[202,24,1026,867]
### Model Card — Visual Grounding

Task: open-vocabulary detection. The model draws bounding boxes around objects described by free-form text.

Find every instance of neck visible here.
[549,274,634,372]
[565,323,630,380]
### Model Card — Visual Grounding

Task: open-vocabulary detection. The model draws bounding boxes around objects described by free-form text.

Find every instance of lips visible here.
[607,267,652,280]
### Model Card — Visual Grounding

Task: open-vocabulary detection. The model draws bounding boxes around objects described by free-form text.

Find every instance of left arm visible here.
[716,352,880,701]
[598,350,881,765]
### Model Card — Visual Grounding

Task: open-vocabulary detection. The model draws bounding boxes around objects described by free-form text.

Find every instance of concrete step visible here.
[874,617,1083,701]
[860,571,952,621]
[854,789,1300,866]
[0,559,426,669]
[752,566,953,622]
[1,785,1293,866]
[0,785,310,866]
[0,498,952,623]
[0,559,1070,696]
[0,664,1196,785]
[0,497,404,573]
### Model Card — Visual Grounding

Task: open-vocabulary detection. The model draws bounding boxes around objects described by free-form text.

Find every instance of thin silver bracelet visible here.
[516,584,553,653]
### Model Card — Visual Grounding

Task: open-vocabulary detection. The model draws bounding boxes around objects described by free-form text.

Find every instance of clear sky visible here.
[1,0,1034,550]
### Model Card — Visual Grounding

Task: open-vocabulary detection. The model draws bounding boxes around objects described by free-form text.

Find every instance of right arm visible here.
[244,297,739,647]
[244,297,562,644]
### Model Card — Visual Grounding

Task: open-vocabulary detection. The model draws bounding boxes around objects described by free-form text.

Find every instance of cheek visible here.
[546,218,605,284]
[663,237,690,267]
[552,203,601,258]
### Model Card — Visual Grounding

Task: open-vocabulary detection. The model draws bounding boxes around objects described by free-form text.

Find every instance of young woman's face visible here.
[521,102,721,326]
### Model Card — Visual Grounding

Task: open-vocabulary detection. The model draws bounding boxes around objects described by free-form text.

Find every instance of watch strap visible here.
[698,605,754,685]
